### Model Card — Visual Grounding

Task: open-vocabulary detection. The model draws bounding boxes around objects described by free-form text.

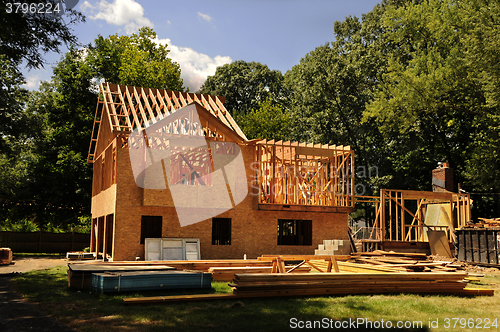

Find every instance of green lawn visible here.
[12,266,500,332]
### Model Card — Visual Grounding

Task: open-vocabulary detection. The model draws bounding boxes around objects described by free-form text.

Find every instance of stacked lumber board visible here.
[208,265,311,281]
[0,248,13,265]
[68,259,272,289]
[306,260,407,273]
[350,251,458,272]
[123,271,493,304]
[258,255,351,262]
[68,263,176,289]
[91,270,212,294]
[229,272,494,297]
[473,217,500,227]
[71,259,272,271]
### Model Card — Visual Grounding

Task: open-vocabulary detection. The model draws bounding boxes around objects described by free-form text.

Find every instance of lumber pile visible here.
[91,270,211,294]
[0,248,12,265]
[466,218,500,228]
[208,265,311,281]
[229,272,493,297]
[123,271,493,304]
[68,259,273,289]
[350,251,459,272]
[257,255,350,273]
[68,263,176,289]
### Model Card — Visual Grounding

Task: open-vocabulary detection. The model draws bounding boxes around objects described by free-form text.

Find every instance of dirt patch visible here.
[0,256,74,331]
[0,256,67,276]
[0,276,75,331]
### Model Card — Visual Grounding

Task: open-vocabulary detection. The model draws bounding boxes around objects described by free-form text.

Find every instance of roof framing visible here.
[88,83,247,162]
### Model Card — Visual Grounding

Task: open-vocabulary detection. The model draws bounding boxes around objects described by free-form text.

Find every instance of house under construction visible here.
[88,83,355,261]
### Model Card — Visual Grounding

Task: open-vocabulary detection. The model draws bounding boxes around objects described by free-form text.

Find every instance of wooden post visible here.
[271,145,276,204]
[381,190,386,242]
[395,192,399,241]
[401,192,405,243]
[327,256,339,273]
[102,216,108,261]
[389,191,392,241]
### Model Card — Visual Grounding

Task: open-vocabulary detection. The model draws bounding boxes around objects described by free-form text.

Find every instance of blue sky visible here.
[23,0,381,92]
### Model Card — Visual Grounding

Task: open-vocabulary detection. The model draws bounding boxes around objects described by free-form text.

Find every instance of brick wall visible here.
[96,142,350,261]
[432,166,454,192]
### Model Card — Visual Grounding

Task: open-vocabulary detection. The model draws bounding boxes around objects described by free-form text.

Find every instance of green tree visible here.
[1,47,95,230]
[0,0,85,69]
[0,0,84,145]
[1,26,185,230]
[88,27,184,90]
[284,2,396,195]
[0,56,28,140]
[365,0,500,216]
[199,60,288,115]
[235,97,291,141]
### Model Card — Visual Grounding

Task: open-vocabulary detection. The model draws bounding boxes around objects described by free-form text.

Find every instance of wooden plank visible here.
[258,255,351,261]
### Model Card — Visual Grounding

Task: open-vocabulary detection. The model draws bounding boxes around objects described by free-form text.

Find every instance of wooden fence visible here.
[0,231,90,253]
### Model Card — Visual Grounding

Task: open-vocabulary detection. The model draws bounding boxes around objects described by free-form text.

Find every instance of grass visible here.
[12,266,500,332]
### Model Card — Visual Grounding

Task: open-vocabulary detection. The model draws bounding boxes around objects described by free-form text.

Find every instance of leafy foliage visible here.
[199,60,288,115]
[363,0,500,215]
[89,27,184,90]
[1,27,184,230]
[0,0,85,69]
[235,97,291,141]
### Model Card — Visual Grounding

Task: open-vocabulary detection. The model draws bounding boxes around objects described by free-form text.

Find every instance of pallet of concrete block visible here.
[315,239,350,256]
[91,270,212,294]
[67,263,177,290]
[0,248,13,265]
[208,265,311,281]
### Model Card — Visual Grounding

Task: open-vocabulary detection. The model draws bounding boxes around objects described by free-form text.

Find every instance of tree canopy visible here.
[0,0,85,70]
[88,27,184,90]
[199,60,288,115]
[0,26,184,230]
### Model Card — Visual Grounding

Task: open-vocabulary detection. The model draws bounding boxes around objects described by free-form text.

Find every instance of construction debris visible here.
[0,248,12,265]
[473,218,500,227]
[117,251,498,304]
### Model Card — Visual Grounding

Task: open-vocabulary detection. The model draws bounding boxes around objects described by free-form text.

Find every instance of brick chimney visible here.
[432,162,454,192]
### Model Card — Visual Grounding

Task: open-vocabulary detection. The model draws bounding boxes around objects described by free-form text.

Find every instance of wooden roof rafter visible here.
[88,83,247,162]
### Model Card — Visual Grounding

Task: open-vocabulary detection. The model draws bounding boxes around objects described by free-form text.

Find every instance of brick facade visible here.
[91,142,351,261]
[432,165,454,193]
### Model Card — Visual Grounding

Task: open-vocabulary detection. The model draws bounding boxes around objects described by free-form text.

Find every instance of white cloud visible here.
[156,38,231,92]
[197,12,212,23]
[80,0,153,34]
[22,74,42,90]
